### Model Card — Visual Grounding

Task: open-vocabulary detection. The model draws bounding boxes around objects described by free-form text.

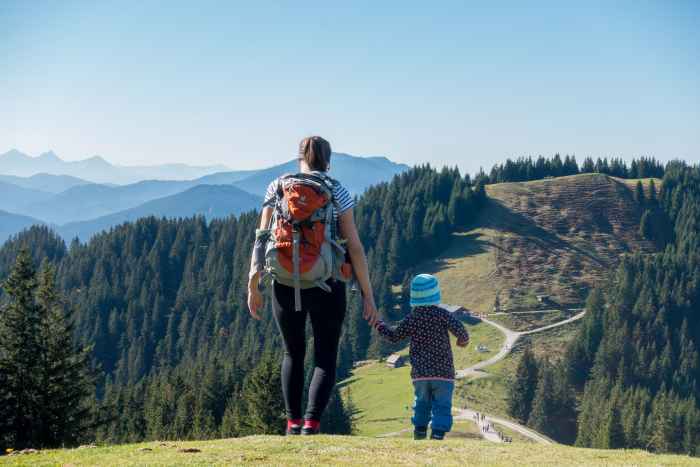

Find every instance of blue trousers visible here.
[412,380,454,432]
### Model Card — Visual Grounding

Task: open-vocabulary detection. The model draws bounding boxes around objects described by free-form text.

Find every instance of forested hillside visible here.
[508,163,700,456]
[0,166,484,445]
[486,155,665,184]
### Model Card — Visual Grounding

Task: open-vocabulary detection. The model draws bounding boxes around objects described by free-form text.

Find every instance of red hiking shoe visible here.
[286,419,302,435]
[301,419,320,435]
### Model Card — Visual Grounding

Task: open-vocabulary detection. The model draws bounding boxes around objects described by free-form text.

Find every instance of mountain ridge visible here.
[0,149,229,184]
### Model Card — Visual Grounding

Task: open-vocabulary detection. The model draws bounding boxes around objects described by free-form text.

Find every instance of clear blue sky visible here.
[2,1,699,174]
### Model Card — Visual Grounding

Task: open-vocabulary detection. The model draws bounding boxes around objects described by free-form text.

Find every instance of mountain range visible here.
[0,149,229,184]
[0,151,409,243]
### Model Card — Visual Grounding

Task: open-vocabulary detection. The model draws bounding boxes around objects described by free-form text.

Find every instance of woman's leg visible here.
[304,282,347,420]
[272,282,308,420]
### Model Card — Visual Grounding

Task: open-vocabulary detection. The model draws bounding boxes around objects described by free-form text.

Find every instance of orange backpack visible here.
[261,173,353,310]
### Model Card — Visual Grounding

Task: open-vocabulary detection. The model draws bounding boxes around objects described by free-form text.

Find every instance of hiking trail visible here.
[378,308,585,444]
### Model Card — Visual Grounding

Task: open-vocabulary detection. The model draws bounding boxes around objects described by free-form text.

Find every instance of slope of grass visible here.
[451,320,504,369]
[344,321,503,437]
[454,320,582,422]
[2,435,697,466]
[341,361,414,436]
[430,174,658,314]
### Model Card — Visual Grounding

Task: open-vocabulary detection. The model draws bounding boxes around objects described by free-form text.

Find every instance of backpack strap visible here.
[292,227,302,311]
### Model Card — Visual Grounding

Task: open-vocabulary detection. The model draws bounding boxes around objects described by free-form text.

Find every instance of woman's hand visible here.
[362,293,379,327]
[247,273,263,320]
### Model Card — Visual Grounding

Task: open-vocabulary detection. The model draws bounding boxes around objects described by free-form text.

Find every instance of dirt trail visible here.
[455,309,586,443]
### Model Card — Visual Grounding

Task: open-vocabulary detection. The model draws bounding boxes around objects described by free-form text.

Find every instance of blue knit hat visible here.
[410,274,441,307]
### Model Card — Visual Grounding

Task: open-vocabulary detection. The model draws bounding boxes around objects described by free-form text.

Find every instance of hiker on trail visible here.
[247,136,379,435]
[374,274,469,441]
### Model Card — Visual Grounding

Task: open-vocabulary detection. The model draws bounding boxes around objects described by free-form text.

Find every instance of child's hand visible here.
[457,338,469,347]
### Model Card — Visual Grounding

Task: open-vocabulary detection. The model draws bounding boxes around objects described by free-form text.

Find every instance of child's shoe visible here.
[430,429,446,440]
[301,419,321,435]
[413,426,428,440]
[286,419,302,435]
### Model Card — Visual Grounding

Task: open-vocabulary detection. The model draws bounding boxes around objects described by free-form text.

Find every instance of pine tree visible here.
[634,180,645,205]
[507,347,539,423]
[597,405,625,448]
[648,179,657,204]
[0,250,42,449]
[35,263,95,447]
[238,353,285,435]
[321,387,354,434]
[528,363,556,436]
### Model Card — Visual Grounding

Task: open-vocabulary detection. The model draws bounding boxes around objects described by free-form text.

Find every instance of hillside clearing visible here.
[343,321,503,437]
[2,435,697,466]
[430,173,658,313]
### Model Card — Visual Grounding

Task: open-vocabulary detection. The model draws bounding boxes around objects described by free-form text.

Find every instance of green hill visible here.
[344,173,662,445]
[430,173,659,313]
[2,436,697,466]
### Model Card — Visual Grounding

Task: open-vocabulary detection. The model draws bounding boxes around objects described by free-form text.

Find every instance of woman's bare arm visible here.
[247,206,273,319]
[339,209,379,325]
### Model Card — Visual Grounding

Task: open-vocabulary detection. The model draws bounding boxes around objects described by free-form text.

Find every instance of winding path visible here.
[456,310,586,379]
[454,309,586,443]
[375,308,586,444]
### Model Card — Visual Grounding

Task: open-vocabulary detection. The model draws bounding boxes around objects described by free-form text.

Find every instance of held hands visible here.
[362,293,379,327]
[457,337,470,348]
[247,273,263,320]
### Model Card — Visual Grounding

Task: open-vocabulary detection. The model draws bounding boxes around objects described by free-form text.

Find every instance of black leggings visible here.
[272,280,346,421]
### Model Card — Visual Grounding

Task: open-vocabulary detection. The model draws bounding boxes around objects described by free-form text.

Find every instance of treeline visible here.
[0,165,485,446]
[507,348,577,443]
[509,163,700,456]
[345,165,486,359]
[487,155,665,184]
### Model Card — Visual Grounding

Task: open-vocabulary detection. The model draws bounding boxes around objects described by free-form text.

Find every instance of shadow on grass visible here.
[477,199,609,268]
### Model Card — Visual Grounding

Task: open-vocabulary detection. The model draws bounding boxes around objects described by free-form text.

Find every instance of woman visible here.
[247,136,379,435]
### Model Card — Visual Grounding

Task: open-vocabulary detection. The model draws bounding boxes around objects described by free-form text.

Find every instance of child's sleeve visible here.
[446,312,470,344]
[375,314,414,343]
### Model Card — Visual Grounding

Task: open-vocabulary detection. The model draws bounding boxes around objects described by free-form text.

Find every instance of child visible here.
[375,274,469,440]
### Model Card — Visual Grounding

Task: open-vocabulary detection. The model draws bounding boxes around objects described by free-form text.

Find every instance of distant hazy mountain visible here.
[59,185,261,241]
[0,149,229,184]
[230,153,410,196]
[0,173,92,194]
[24,179,199,224]
[0,150,409,244]
[0,181,54,213]
[0,210,44,244]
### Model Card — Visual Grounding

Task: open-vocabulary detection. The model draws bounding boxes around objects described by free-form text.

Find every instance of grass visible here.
[451,320,504,369]
[428,174,659,315]
[2,435,698,466]
[342,321,503,437]
[454,320,583,422]
[341,361,414,437]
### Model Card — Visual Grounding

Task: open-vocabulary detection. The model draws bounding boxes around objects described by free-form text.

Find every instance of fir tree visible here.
[528,362,556,436]
[507,347,539,423]
[35,263,95,447]
[0,249,41,449]
[238,353,285,435]
[634,180,645,205]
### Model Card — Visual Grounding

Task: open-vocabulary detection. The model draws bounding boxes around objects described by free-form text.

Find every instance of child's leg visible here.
[412,381,432,430]
[430,380,455,433]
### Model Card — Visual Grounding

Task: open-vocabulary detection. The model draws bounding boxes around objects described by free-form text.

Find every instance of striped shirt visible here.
[263,172,355,221]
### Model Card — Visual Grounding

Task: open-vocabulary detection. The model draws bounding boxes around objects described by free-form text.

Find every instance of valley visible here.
[344,173,660,446]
